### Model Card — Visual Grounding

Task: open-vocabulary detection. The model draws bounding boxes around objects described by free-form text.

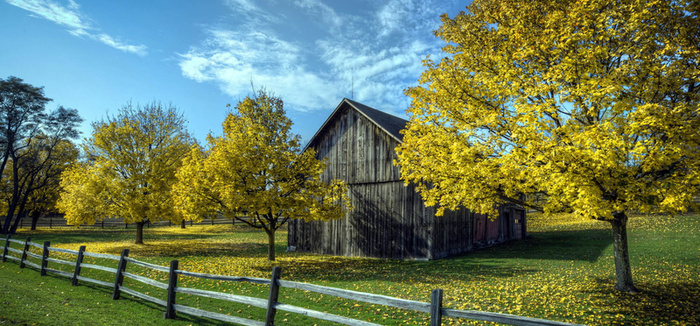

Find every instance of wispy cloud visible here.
[179,28,339,111]
[178,0,459,115]
[6,0,147,56]
[293,0,343,28]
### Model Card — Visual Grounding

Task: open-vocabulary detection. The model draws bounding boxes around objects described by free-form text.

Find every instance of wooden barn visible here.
[287,99,526,260]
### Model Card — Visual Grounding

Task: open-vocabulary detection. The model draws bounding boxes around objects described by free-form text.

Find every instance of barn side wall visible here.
[287,102,527,260]
[288,105,434,259]
[289,181,432,259]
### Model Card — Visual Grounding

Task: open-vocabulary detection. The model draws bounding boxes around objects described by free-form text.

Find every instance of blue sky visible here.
[1,0,466,144]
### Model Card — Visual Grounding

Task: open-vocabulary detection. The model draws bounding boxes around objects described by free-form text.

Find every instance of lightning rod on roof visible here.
[351,74,354,99]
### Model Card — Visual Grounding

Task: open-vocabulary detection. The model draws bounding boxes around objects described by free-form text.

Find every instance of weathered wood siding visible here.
[312,105,400,185]
[289,181,433,259]
[288,105,433,259]
[430,208,473,259]
[287,100,526,260]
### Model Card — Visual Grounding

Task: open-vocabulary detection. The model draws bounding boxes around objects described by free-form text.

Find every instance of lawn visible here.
[1,213,698,325]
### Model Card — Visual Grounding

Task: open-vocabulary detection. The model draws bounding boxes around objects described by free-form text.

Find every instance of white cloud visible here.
[92,33,147,57]
[375,0,456,38]
[178,27,341,112]
[223,0,279,25]
[6,0,147,56]
[294,0,343,28]
[178,0,457,116]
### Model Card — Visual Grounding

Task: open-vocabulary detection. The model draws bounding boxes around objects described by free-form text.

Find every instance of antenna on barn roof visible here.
[351,74,354,99]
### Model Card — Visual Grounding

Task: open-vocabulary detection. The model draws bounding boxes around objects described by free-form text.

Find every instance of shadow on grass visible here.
[253,228,614,284]
[584,277,700,325]
[460,228,614,263]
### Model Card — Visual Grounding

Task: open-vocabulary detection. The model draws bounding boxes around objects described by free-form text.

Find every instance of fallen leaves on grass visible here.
[21,215,700,326]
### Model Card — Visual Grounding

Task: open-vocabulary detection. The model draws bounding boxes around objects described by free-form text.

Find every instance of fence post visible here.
[164,260,179,319]
[2,234,9,263]
[41,241,50,276]
[265,266,282,326]
[112,249,129,300]
[72,245,86,286]
[430,289,443,326]
[19,237,31,268]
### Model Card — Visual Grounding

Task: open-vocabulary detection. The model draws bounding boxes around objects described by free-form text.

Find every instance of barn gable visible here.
[288,99,526,260]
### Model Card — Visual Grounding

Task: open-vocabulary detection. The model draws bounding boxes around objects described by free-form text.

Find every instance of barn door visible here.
[503,210,513,240]
[473,213,486,243]
[514,209,525,240]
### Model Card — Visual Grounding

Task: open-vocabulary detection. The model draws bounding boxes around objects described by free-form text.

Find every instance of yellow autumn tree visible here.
[57,102,192,244]
[173,90,350,261]
[397,0,699,293]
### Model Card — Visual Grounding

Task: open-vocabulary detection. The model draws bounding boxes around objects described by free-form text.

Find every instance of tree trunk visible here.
[610,212,639,293]
[9,213,25,234]
[135,221,144,244]
[31,215,39,231]
[181,220,186,229]
[11,200,30,234]
[3,204,18,234]
[266,228,276,261]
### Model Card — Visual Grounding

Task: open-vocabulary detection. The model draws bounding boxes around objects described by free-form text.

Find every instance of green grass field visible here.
[1,213,698,325]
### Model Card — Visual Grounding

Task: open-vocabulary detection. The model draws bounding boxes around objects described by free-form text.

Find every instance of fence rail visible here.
[1,235,584,326]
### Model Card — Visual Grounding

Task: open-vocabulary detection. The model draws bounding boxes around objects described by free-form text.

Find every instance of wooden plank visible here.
[72,246,86,286]
[277,280,431,313]
[165,260,178,319]
[27,241,44,249]
[119,286,167,306]
[8,239,25,245]
[41,241,50,276]
[22,260,41,269]
[274,303,380,326]
[83,251,121,260]
[81,263,118,274]
[176,270,270,285]
[124,257,170,273]
[2,235,10,262]
[19,238,30,268]
[48,247,79,255]
[45,268,73,278]
[76,276,113,288]
[46,257,76,266]
[112,249,129,300]
[264,266,282,325]
[175,287,268,308]
[26,251,42,260]
[441,308,585,326]
[173,304,265,326]
[430,289,443,326]
[122,271,168,289]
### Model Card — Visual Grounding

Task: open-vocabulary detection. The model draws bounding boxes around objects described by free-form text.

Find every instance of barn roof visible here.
[305,98,408,150]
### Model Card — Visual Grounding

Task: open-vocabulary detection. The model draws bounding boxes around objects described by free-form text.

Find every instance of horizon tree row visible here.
[57,89,351,260]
